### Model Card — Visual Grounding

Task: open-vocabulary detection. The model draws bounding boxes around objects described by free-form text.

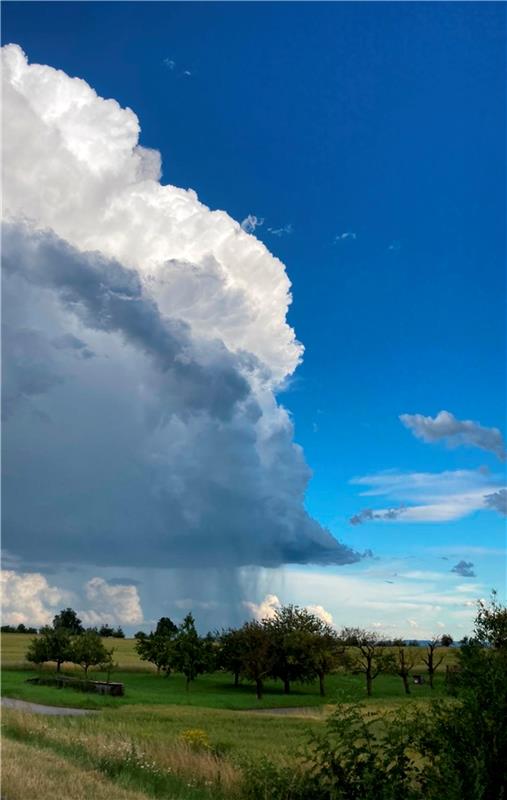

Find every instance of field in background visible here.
[1,632,149,670]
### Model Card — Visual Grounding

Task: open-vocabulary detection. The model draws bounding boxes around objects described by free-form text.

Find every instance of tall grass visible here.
[1,737,151,800]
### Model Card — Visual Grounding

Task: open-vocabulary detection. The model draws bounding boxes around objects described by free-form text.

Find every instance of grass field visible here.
[1,634,457,799]
[1,632,455,709]
[1,632,148,669]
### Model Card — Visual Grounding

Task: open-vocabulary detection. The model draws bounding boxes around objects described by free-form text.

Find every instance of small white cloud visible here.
[163,58,175,70]
[267,223,293,237]
[388,240,401,252]
[334,232,357,242]
[240,214,264,234]
[182,70,192,77]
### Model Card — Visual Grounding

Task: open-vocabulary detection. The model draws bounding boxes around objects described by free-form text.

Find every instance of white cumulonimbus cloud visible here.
[243,593,334,626]
[1,45,358,579]
[1,570,70,626]
[0,571,143,627]
[82,577,143,625]
[400,410,506,461]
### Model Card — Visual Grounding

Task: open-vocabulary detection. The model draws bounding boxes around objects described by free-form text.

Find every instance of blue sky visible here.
[2,2,505,635]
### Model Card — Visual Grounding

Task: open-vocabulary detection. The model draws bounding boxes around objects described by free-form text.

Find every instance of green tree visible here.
[26,635,50,670]
[37,626,73,673]
[52,607,84,635]
[99,648,118,683]
[417,595,507,799]
[238,621,274,700]
[265,605,324,694]
[474,590,507,649]
[155,616,178,637]
[310,627,344,697]
[218,627,246,687]
[135,632,174,676]
[172,613,212,690]
[71,630,108,677]
[440,633,454,648]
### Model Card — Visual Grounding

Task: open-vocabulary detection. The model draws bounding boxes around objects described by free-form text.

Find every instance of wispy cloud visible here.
[334,231,357,242]
[400,410,506,461]
[268,223,293,237]
[450,560,476,578]
[245,566,485,638]
[162,58,192,78]
[241,214,264,234]
[388,240,401,252]
[429,545,507,557]
[349,468,504,523]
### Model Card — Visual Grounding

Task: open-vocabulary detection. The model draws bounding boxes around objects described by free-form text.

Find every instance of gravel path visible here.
[1,697,98,716]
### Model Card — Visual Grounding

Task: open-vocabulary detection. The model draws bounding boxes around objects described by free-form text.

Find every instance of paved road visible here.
[1,697,98,716]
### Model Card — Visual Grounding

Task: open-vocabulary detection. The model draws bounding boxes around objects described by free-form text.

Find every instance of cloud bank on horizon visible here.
[1,44,359,575]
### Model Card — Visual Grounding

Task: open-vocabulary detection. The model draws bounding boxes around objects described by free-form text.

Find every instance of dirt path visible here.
[1,697,98,716]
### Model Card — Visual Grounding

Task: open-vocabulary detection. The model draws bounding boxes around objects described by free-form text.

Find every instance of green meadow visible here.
[1,633,457,800]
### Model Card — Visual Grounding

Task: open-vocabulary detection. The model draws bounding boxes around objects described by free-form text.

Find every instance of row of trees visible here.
[26,609,117,678]
[23,604,455,697]
[2,623,38,634]
[134,607,454,698]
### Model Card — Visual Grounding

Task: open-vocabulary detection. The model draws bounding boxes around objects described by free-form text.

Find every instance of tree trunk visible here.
[283,676,290,694]
[366,671,372,697]
[318,672,325,697]
[234,670,239,687]
[402,674,410,695]
[256,678,263,700]
[56,660,61,674]
[186,675,190,691]
[429,669,434,689]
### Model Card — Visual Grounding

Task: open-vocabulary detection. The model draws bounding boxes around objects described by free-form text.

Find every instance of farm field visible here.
[1,634,457,799]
